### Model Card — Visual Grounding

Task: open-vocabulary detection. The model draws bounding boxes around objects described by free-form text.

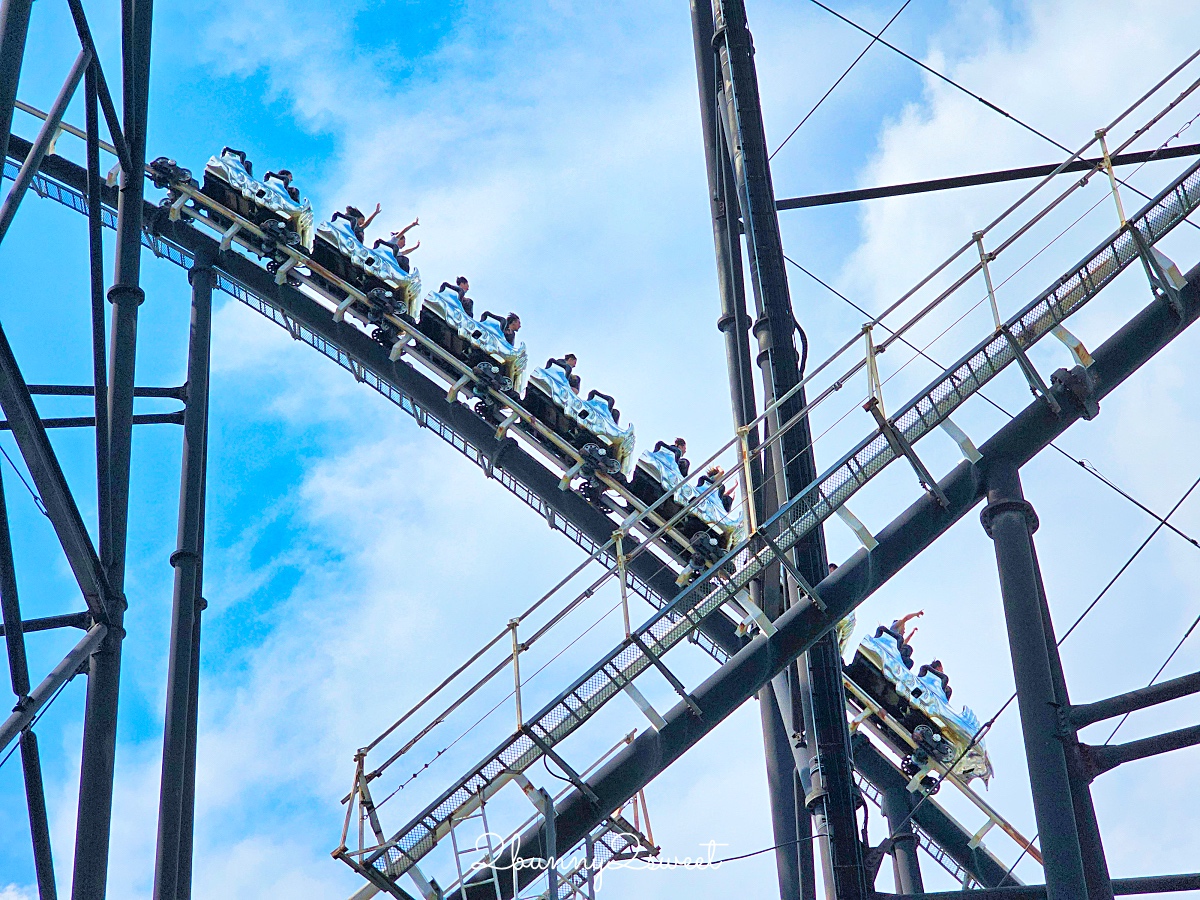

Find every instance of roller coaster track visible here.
[345,157,1200,891]
[4,135,737,666]
[17,135,1197,896]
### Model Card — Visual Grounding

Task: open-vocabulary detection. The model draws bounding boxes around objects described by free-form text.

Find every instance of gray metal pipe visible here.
[981,462,1087,900]
[1086,724,1200,777]
[0,623,107,753]
[153,252,213,900]
[879,785,923,894]
[1070,670,1200,729]
[72,2,154,897]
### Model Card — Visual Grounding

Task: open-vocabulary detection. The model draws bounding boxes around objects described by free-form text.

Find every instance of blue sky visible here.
[2,1,1200,898]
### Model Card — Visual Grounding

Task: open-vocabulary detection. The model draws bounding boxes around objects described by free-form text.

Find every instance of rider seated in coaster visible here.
[341,202,381,242]
[221,147,253,176]
[918,659,952,700]
[374,217,420,271]
[481,311,521,345]
[438,276,474,317]
[654,437,690,477]
[698,465,734,511]
[586,388,620,424]
[265,168,300,201]
[546,354,580,392]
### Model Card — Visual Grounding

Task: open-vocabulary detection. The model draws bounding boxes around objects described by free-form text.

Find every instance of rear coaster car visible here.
[846,628,993,785]
[524,366,636,479]
[200,148,315,251]
[414,289,529,398]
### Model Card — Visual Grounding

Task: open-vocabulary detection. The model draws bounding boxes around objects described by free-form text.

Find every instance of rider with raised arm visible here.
[698,465,734,511]
[343,202,381,242]
[375,217,420,271]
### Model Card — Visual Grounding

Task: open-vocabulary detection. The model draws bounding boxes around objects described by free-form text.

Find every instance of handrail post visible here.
[509,619,523,729]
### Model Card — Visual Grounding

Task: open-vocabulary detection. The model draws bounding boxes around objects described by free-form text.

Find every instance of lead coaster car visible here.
[198,148,316,251]
[309,217,423,328]
[523,365,636,480]
[845,627,994,785]
[411,289,530,400]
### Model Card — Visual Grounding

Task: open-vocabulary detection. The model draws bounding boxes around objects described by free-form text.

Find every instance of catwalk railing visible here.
[353,156,1200,889]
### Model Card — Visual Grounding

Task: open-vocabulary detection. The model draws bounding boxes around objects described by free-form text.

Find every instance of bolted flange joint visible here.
[169,548,201,568]
[106,283,145,307]
[187,263,215,286]
[979,498,1039,538]
[1051,364,1100,421]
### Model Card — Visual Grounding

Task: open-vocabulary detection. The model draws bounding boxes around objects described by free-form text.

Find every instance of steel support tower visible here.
[0,3,213,899]
[692,1,865,896]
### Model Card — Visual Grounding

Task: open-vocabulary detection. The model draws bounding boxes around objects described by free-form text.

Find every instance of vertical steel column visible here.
[85,62,110,555]
[761,683,802,894]
[0,474,58,900]
[153,252,213,900]
[690,3,813,896]
[73,2,153,898]
[879,784,923,894]
[1030,544,1114,900]
[981,461,1087,900]
[0,0,32,168]
[712,1,866,897]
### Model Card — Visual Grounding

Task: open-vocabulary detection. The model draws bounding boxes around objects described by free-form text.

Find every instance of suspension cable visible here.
[769,0,912,160]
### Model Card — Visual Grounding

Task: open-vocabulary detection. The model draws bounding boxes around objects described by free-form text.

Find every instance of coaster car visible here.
[845,627,993,785]
[412,289,529,398]
[523,366,636,478]
[200,148,315,250]
[310,217,423,322]
[632,448,745,547]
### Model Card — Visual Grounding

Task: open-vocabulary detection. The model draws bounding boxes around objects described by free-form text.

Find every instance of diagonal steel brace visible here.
[864,396,950,508]
[628,634,703,718]
[755,530,826,611]
[521,726,601,805]
[998,324,1062,416]
[1129,223,1185,317]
